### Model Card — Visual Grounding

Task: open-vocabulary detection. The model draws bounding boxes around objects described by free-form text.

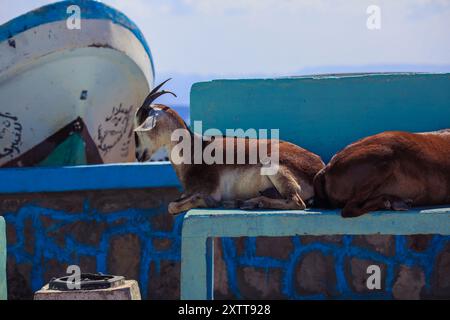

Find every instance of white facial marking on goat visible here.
[134,109,168,161]
[136,110,163,132]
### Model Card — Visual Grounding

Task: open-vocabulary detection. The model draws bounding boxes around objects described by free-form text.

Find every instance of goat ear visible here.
[134,125,148,133]
[134,109,162,132]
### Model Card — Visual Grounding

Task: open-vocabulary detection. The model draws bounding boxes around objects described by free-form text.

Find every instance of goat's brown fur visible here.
[314,130,450,217]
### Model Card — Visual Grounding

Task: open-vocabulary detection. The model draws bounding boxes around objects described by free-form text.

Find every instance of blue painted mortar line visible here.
[220,234,449,300]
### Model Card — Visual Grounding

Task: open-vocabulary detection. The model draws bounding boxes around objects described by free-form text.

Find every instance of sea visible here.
[171,105,190,125]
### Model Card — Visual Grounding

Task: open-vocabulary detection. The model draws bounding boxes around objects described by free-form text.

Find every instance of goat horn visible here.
[139,90,177,112]
[148,78,172,97]
[139,79,176,110]
[148,90,177,103]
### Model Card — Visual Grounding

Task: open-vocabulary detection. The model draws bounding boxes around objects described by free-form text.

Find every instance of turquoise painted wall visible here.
[191,73,450,161]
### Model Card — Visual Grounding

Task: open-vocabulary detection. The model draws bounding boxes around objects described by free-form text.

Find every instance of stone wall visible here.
[1,189,449,299]
[1,188,183,300]
[214,235,450,299]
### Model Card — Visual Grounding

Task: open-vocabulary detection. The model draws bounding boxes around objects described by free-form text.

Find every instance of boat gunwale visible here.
[0,0,155,78]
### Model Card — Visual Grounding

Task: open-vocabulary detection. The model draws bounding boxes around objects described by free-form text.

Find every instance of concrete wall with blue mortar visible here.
[214,236,450,299]
[1,187,183,299]
[1,187,449,299]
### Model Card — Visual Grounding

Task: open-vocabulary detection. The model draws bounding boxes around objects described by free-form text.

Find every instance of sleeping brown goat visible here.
[314,129,450,218]
[134,80,325,215]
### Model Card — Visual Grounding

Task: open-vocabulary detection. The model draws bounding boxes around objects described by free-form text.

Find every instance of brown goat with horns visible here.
[314,129,450,217]
[134,80,325,215]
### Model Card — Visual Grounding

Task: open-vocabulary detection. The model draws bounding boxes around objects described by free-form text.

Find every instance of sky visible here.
[1,0,450,104]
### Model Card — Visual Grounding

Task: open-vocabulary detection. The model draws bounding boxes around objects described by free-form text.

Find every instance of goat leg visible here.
[240,196,306,210]
[168,193,219,215]
[341,194,412,218]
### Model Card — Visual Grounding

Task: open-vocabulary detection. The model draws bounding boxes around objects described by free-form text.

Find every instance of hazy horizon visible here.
[1,0,450,105]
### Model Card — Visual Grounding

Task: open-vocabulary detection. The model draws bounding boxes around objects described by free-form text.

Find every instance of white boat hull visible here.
[0,3,154,167]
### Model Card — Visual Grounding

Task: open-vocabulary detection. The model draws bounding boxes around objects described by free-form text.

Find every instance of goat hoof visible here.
[341,209,361,218]
[222,200,237,209]
[168,203,180,215]
[240,200,258,210]
[391,199,411,211]
[341,211,351,218]
[205,196,219,207]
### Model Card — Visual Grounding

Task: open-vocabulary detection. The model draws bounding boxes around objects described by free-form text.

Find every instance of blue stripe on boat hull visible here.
[0,0,155,78]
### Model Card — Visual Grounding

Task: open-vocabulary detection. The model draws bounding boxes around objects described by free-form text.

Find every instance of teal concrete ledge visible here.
[180,207,450,300]
[183,207,450,237]
[0,162,181,194]
[0,217,6,300]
